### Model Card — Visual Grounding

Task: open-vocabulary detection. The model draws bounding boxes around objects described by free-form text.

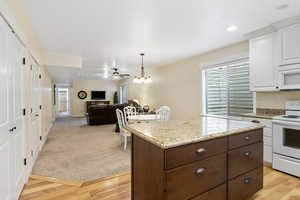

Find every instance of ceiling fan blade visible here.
[120,74,130,77]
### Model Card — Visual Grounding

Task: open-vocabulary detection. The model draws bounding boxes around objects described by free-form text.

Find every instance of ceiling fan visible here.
[111,67,130,79]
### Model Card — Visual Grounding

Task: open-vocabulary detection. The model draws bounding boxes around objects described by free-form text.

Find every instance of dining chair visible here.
[124,106,137,123]
[116,109,131,150]
[157,106,171,121]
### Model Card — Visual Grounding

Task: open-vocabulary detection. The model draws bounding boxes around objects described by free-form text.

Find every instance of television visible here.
[91,91,106,100]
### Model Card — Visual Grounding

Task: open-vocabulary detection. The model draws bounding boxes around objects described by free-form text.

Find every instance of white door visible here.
[8,31,26,198]
[23,55,34,177]
[31,64,41,158]
[249,33,277,91]
[279,23,300,66]
[0,17,12,200]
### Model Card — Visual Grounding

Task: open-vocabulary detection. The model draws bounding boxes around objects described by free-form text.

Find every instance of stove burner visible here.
[282,115,300,119]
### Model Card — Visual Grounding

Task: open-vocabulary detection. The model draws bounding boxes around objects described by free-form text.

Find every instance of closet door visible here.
[0,17,12,200]
[31,65,41,158]
[23,54,34,179]
[9,31,26,198]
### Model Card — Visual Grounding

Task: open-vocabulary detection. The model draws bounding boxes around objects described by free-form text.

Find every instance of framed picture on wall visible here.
[78,90,87,100]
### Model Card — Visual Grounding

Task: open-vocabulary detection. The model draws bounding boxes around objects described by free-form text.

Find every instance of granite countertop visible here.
[125,116,264,149]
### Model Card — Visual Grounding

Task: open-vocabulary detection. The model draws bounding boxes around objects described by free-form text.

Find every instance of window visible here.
[204,59,253,116]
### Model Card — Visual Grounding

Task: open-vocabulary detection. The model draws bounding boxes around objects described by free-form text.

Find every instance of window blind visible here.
[205,60,253,116]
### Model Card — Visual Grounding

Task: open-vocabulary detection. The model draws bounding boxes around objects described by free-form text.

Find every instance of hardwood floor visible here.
[20,167,300,200]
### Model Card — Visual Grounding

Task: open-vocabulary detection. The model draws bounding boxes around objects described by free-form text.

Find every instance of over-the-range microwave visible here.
[278,64,300,90]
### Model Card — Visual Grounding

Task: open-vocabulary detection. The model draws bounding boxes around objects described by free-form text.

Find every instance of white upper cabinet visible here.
[249,33,278,92]
[279,23,300,66]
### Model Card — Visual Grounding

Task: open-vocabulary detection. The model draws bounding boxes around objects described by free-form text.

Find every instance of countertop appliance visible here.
[272,101,300,177]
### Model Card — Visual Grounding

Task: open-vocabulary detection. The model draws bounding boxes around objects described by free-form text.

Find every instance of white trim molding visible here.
[244,14,300,39]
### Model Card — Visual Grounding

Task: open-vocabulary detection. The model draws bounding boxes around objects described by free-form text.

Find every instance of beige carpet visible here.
[32,117,130,183]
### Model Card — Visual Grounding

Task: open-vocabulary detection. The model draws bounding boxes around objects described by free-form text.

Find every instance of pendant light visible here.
[133,53,152,84]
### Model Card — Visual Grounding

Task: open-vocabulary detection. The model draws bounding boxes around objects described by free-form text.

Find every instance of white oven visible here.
[273,120,300,159]
[272,101,300,177]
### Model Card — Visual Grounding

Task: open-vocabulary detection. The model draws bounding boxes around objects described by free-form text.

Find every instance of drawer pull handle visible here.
[251,120,260,123]
[244,136,251,141]
[196,148,206,154]
[244,151,252,157]
[244,177,252,184]
[195,168,206,175]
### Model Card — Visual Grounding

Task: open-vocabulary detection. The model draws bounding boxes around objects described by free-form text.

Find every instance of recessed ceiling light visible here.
[276,4,289,10]
[227,25,238,32]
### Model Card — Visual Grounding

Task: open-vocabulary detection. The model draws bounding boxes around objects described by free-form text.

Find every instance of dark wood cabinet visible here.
[166,154,226,200]
[131,129,263,200]
[228,142,262,179]
[228,129,262,149]
[191,184,227,200]
[228,168,263,200]
[165,137,227,170]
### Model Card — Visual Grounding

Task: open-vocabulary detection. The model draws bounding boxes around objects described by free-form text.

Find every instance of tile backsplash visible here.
[256,91,300,109]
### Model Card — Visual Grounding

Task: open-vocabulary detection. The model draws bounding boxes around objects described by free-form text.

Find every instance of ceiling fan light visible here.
[112,74,120,79]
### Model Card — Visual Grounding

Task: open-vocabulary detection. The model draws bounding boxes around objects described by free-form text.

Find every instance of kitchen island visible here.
[126,116,264,200]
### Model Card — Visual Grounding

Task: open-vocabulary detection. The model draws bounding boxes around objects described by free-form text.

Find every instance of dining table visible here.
[127,114,159,122]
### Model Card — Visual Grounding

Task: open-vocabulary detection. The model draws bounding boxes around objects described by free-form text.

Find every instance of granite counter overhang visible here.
[125,116,265,149]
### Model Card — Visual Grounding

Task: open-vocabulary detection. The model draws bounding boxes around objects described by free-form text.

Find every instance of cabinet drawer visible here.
[191,184,226,200]
[228,129,263,150]
[228,168,263,200]
[228,142,262,179]
[165,137,227,169]
[166,154,227,200]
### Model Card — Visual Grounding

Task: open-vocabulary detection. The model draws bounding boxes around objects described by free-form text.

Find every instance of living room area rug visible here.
[32,117,130,183]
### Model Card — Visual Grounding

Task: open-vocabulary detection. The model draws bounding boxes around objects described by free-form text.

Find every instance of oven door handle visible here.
[272,120,300,127]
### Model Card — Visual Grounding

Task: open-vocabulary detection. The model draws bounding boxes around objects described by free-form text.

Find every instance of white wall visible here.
[71,79,119,116]
[125,41,249,120]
